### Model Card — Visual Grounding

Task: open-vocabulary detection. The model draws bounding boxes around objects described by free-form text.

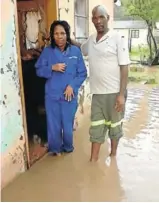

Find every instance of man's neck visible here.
[96,28,109,42]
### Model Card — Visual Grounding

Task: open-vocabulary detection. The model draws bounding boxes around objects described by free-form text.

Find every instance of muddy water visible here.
[1,86,159,202]
[119,86,159,201]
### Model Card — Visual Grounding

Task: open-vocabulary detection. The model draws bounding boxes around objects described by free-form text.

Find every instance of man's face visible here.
[92,9,109,33]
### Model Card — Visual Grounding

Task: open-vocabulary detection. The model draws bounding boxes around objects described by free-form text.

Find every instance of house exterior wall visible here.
[58,0,75,38]
[1,0,27,189]
[131,29,148,47]
[114,28,148,48]
[58,0,114,37]
[115,29,129,41]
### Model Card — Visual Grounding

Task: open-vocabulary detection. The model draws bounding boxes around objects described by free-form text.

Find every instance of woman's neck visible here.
[59,46,65,52]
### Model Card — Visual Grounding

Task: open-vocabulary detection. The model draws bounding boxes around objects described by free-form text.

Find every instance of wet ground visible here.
[1,85,159,202]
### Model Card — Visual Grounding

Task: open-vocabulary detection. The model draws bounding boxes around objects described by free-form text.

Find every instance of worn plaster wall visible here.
[58,0,75,38]
[0,0,26,188]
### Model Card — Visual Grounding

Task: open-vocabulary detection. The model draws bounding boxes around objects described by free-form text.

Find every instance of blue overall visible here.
[35,45,87,153]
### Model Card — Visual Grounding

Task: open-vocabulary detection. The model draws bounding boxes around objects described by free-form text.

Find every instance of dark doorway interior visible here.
[17,0,49,165]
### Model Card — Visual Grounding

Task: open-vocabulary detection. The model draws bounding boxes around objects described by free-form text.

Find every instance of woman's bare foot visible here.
[49,152,62,156]
[55,153,62,156]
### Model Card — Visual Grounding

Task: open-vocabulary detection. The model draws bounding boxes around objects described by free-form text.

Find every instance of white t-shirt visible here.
[81,30,131,94]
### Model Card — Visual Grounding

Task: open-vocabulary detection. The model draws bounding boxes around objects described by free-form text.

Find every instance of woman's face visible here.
[53,25,67,50]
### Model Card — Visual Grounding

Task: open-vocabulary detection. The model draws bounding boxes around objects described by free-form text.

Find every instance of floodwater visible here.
[1,85,159,202]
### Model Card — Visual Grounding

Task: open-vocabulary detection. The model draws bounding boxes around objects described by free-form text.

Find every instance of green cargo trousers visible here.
[89,93,126,143]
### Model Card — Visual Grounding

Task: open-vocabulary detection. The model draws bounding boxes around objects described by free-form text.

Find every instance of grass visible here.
[130,46,152,61]
[129,66,159,85]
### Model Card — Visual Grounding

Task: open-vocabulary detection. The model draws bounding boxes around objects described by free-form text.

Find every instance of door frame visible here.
[14,0,30,169]
[14,0,59,168]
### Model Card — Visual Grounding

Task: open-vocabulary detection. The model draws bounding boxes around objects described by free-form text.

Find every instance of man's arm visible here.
[71,38,90,56]
[117,34,130,96]
[115,34,130,112]
[71,39,81,48]
[119,65,128,96]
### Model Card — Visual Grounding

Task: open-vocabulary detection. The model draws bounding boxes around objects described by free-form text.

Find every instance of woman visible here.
[35,20,87,156]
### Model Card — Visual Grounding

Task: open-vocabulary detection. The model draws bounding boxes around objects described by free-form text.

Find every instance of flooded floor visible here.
[1,85,159,202]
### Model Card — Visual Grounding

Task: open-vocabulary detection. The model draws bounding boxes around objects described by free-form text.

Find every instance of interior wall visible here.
[17,0,58,54]
[17,0,47,56]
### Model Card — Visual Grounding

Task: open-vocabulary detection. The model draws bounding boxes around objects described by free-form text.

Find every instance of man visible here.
[72,5,130,162]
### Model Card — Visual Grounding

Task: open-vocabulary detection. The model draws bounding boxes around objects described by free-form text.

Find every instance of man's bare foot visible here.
[90,142,101,163]
[109,151,116,157]
[110,139,119,157]
[90,157,98,162]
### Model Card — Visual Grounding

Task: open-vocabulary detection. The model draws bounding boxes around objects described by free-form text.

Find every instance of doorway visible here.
[16,0,57,166]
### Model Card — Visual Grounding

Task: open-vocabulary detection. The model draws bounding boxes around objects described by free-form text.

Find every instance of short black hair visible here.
[50,20,72,50]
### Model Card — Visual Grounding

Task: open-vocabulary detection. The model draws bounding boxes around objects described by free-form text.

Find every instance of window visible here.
[131,30,139,38]
[74,0,88,43]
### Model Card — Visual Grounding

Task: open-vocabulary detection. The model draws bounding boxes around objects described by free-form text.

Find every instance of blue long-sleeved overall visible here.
[35,45,87,153]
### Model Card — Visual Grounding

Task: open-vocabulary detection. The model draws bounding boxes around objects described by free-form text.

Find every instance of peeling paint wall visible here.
[0,0,26,188]
[58,0,75,37]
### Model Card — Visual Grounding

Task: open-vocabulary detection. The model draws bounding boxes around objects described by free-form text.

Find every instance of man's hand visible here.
[52,63,66,72]
[71,39,81,48]
[115,95,125,112]
[64,85,74,102]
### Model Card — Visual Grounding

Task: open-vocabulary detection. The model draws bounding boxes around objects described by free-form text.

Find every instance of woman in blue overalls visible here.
[35,21,87,156]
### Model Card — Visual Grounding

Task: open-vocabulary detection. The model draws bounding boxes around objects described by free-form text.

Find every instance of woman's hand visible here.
[52,63,66,72]
[64,85,74,102]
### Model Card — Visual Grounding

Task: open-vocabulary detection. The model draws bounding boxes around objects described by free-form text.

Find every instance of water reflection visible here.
[124,88,146,121]
[118,87,159,201]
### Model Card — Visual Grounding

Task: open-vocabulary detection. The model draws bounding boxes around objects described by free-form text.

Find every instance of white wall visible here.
[115,28,148,48]
[131,29,148,47]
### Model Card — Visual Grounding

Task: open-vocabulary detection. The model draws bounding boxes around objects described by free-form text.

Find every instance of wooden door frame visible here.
[14,0,59,169]
[14,0,30,169]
